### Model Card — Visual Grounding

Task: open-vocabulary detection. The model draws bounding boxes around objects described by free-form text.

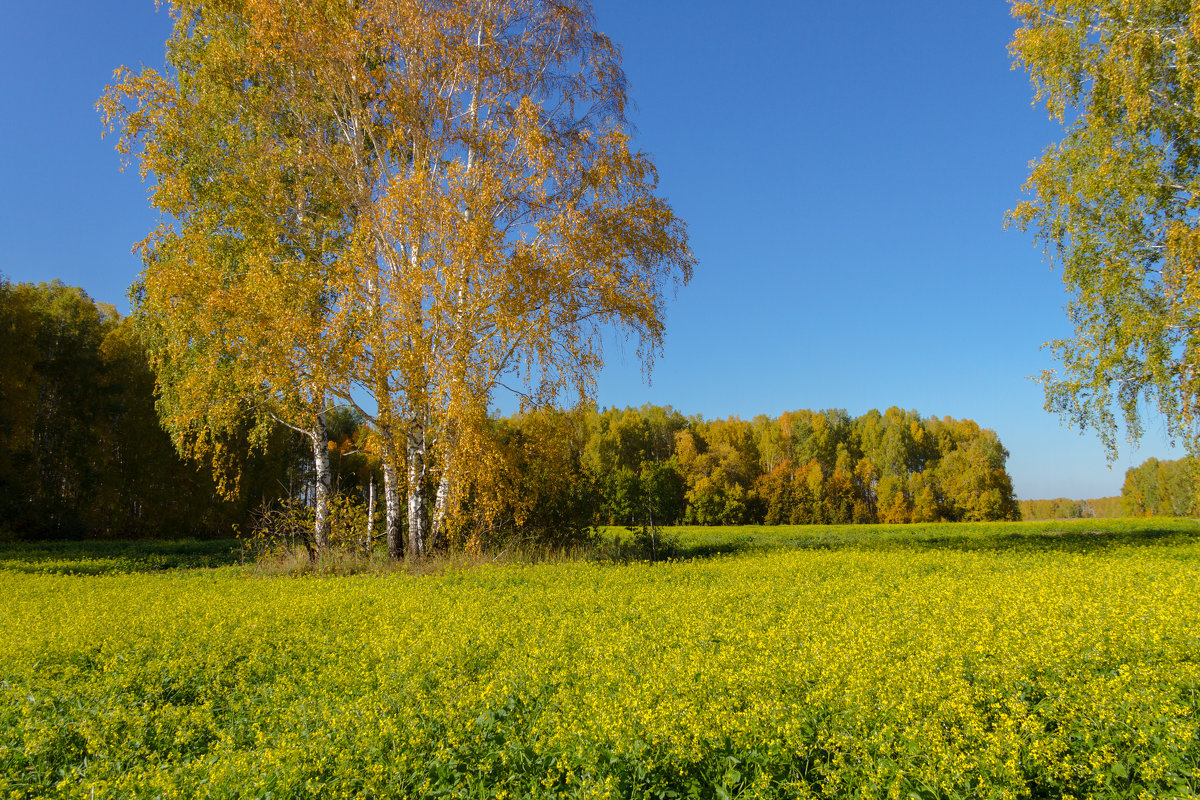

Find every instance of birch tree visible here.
[107,0,693,558]
[101,0,357,554]
[1009,1,1200,458]
[232,0,694,557]
[408,0,695,552]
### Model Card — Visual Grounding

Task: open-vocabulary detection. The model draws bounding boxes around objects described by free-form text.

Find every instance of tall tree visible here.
[102,0,360,555]
[1009,1,1200,457]
[199,0,694,557]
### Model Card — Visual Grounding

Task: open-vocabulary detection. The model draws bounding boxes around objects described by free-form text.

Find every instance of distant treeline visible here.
[1018,497,1124,520]
[1020,457,1200,520]
[1,279,1021,541]
[552,405,1021,529]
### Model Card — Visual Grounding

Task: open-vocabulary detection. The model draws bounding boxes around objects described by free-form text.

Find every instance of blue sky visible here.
[0,1,1183,499]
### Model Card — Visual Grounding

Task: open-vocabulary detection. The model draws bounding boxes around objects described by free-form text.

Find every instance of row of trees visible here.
[434,405,1023,541]
[329,404,1023,538]
[1019,457,1200,521]
[102,0,694,560]
[0,279,1021,541]
[574,405,1021,527]
[1018,496,1123,520]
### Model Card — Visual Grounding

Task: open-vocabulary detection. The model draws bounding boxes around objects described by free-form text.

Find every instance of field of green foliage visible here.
[4,519,1200,799]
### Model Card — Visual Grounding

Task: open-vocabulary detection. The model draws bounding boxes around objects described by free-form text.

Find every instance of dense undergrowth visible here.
[2,519,1200,798]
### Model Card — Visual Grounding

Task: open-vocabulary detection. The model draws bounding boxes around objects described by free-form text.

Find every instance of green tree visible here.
[1122,456,1198,516]
[6,283,113,536]
[583,406,687,525]
[637,459,687,529]
[1009,2,1200,457]
[485,407,598,549]
[0,274,39,506]
[0,280,287,540]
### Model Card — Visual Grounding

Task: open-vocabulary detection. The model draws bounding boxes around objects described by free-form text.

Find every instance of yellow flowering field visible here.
[3,523,1200,798]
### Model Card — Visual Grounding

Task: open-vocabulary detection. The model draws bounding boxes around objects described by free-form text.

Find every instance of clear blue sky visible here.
[0,1,1183,500]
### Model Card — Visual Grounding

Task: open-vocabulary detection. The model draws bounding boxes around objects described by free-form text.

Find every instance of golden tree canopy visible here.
[104,0,694,532]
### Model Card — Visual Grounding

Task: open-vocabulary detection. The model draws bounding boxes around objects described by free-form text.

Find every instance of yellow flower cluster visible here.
[2,532,1200,798]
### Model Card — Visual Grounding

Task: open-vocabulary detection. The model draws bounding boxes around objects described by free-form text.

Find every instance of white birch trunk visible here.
[366,474,376,550]
[431,464,450,549]
[309,410,332,554]
[406,421,428,558]
[383,457,403,559]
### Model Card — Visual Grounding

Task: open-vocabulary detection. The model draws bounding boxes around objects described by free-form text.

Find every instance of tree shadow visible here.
[0,539,242,575]
[669,534,774,560]
[664,523,1200,561]
[770,526,1200,557]
[897,527,1199,555]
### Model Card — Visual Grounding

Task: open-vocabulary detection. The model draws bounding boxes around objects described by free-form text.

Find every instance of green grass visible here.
[3,519,1200,799]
